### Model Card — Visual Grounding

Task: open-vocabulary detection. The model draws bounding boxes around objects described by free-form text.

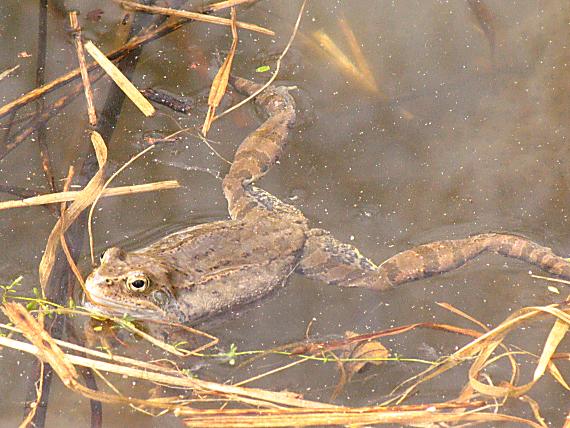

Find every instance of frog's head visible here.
[85,247,182,322]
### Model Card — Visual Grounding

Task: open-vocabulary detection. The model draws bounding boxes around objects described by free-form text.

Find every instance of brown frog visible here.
[85,77,570,324]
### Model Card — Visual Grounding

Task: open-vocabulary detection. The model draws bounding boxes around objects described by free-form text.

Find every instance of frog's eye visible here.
[126,275,149,292]
[99,251,106,262]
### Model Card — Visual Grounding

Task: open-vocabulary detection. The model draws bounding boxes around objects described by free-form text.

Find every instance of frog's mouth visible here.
[83,291,163,321]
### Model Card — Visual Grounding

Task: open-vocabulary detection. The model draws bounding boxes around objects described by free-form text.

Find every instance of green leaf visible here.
[255,65,270,73]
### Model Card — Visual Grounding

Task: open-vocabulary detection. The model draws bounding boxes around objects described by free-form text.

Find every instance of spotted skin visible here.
[298,231,570,289]
[85,77,570,324]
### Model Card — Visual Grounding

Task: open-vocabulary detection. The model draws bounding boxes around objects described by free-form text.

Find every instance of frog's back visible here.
[137,206,306,323]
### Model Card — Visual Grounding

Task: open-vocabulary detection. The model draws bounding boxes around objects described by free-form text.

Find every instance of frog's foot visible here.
[297,231,570,289]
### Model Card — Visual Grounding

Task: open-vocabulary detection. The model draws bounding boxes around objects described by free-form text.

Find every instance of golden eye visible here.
[126,275,149,292]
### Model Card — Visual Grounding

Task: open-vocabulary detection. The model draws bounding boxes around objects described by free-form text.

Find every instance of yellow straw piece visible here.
[84,41,155,117]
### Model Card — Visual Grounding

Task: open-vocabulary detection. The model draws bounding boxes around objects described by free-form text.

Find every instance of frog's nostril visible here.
[105,279,112,285]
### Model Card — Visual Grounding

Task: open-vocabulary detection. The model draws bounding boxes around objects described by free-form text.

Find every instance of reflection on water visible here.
[0,0,569,425]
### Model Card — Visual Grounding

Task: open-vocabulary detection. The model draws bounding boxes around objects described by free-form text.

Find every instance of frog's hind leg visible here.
[222,77,297,220]
[297,231,570,289]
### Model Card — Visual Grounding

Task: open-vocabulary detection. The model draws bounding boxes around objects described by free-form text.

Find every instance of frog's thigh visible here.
[296,229,383,287]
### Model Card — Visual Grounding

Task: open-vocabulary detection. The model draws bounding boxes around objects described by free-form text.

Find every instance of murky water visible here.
[1,0,569,426]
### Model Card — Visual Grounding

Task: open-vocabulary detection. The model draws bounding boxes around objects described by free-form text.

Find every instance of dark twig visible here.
[141,88,195,114]
[36,0,57,193]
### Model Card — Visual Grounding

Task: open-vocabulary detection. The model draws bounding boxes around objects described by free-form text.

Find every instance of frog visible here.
[85,76,570,325]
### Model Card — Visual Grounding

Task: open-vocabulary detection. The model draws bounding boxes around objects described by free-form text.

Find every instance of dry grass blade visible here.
[38,131,107,293]
[115,0,274,36]
[546,360,570,390]
[3,302,79,386]
[395,302,570,404]
[520,395,548,428]
[437,302,489,331]
[338,17,378,93]
[0,64,20,83]
[534,318,568,381]
[59,166,87,288]
[201,7,238,135]
[0,180,179,211]
[312,30,378,95]
[84,41,155,117]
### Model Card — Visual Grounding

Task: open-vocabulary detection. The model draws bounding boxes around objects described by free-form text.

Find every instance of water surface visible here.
[0,0,569,426]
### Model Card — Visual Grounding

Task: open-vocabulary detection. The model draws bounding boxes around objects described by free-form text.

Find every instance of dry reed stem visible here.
[531,273,570,285]
[115,0,274,36]
[180,404,541,428]
[0,180,179,211]
[0,0,241,120]
[69,12,97,126]
[0,304,336,410]
[84,41,155,117]
[0,321,188,376]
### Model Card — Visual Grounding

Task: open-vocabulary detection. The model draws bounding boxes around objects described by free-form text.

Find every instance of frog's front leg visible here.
[297,230,570,289]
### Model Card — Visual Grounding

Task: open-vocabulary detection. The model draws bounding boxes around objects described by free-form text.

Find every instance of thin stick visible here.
[234,358,308,386]
[87,143,158,265]
[206,0,257,12]
[69,11,97,126]
[115,0,274,36]
[214,0,307,122]
[0,180,179,210]
[19,362,44,428]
